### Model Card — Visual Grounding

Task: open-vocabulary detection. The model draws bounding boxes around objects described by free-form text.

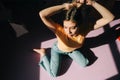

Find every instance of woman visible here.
[33,0,114,77]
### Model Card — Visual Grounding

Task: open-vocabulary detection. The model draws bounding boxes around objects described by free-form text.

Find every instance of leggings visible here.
[39,42,89,77]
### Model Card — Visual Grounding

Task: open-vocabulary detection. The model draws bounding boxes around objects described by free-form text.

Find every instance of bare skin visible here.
[33,48,46,57]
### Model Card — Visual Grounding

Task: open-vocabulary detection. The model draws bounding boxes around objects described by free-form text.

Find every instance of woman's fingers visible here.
[64,3,74,10]
[86,0,92,5]
[79,0,85,4]
[75,0,84,3]
[76,0,93,5]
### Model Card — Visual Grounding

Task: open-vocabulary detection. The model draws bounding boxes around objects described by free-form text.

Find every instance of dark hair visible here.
[65,6,82,26]
[65,2,90,27]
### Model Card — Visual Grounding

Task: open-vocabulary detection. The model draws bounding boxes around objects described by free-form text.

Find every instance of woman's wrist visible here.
[63,3,75,10]
[72,2,82,8]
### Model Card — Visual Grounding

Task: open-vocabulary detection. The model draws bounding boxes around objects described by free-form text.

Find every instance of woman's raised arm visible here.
[39,3,73,32]
[39,2,82,32]
[90,0,115,29]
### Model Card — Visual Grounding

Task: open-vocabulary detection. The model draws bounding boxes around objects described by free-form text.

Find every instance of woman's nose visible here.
[67,29,72,34]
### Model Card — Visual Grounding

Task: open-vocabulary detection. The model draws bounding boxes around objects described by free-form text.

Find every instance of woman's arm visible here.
[90,1,115,29]
[39,2,82,32]
[39,3,75,32]
[39,4,65,32]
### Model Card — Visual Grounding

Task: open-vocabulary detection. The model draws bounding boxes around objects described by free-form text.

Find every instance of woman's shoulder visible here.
[55,23,64,32]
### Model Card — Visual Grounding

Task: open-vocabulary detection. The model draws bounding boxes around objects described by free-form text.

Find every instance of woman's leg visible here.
[68,49,89,67]
[39,44,62,77]
[50,48,62,77]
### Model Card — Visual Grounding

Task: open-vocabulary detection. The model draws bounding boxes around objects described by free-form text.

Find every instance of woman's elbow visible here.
[39,11,48,20]
[105,15,115,25]
[39,11,43,18]
[108,15,115,22]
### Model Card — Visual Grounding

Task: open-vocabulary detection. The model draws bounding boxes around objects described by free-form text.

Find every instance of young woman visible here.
[33,0,114,77]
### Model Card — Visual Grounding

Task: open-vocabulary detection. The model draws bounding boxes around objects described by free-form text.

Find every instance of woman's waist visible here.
[57,43,82,52]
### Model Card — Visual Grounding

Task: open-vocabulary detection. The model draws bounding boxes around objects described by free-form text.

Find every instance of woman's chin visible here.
[68,35,74,37]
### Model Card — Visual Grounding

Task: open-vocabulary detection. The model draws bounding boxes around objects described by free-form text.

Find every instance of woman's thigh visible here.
[68,49,89,67]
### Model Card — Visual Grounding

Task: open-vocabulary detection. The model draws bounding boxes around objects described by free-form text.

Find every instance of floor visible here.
[39,19,120,80]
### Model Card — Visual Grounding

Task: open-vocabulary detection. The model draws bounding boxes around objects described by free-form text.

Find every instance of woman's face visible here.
[63,20,79,37]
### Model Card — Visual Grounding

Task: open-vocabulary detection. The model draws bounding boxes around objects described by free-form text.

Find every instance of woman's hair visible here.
[65,0,90,27]
[65,6,82,26]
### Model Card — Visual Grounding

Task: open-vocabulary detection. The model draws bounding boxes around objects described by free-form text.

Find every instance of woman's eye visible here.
[71,27,76,29]
[72,27,75,29]
[64,27,67,29]
[64,26,67,28]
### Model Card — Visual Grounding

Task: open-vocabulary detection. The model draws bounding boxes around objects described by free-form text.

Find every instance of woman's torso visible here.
[57,34,85,52]
[55,24,89,52]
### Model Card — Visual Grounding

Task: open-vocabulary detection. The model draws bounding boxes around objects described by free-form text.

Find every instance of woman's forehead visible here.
[63,20,76,25]
[63,21,78,29]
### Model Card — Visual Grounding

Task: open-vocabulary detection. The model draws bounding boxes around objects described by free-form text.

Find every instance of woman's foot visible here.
[33,48,46,57]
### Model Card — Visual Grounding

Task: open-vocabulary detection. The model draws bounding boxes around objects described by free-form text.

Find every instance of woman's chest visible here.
[57,34,85,48]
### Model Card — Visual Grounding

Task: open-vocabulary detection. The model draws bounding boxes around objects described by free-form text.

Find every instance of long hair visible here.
[65,0,90,28]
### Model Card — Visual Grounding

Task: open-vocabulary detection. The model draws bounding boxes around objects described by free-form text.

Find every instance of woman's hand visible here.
[72,1,82,8]
[76,0,85,4]
[64,3,74,10]
[64,1,83,10]
[86,0,95,5]
[76,0,95,5]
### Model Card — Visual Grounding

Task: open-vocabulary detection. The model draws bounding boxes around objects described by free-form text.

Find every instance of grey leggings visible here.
[39,42,89,77]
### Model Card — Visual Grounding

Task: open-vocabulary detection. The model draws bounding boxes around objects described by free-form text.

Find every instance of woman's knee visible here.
[80,59,89,67]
